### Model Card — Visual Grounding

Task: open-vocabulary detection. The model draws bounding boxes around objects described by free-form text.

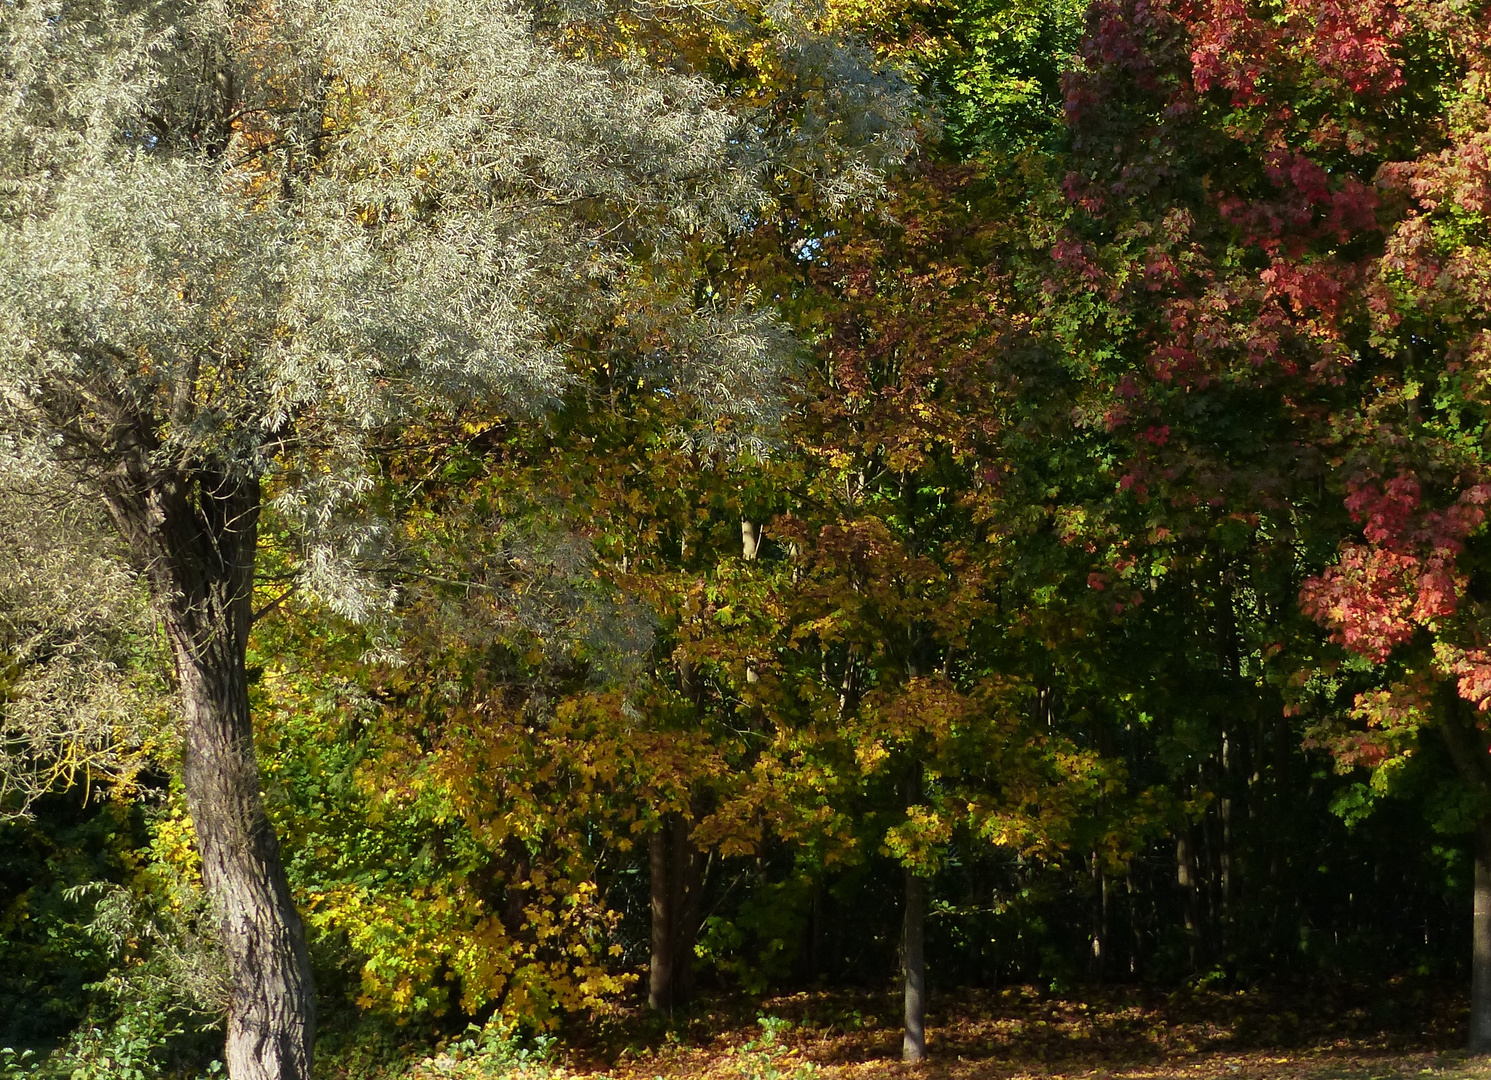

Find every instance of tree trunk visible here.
[742,521,760,684]
[672,813,705,1003]
[1177,826,1201,972]
[1089,853,1108,980]
[648,826,675,1013]
[106,471,314,1080]
[1126,870,1142,978]
[1438,696,1491,1052]
[740,520,762,561]
[1472,818,1491,1052]
[648,811,706,1013]
[902,865,926,1064]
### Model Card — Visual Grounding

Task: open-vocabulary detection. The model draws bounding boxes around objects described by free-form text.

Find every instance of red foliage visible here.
[1053,0,1491,762]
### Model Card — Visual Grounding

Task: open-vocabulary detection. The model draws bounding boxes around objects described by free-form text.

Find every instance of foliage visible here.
[716,1017,818,1080]
[401,1021,562,1080]
[11,0,1491,1062]
[0,480,168,817]
[0,797,143,1044]
[1045,0,1491,847]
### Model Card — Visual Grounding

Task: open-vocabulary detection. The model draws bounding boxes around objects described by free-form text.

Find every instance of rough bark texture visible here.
[902,865,926,1064]
[648,811,705,1013]
[104,467,315,1080]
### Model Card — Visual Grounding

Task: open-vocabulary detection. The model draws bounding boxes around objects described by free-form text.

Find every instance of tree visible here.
[713,163,1144,1059]
[0,0,918,1073]
[1050,0,1491,1042]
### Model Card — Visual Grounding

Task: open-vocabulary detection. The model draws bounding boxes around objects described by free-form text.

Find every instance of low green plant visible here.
[0,1019,222,1080]
[403,1020,564,1080]
[720,1017,817,1080]
[0,877,226,1080]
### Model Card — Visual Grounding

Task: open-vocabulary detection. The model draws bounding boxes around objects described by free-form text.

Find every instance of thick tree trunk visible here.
[1472,819,1491,1053]
[902,865,926,1064]
[106,471,314,1080]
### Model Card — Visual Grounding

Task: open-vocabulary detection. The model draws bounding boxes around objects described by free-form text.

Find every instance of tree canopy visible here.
[5,0,1491,1075]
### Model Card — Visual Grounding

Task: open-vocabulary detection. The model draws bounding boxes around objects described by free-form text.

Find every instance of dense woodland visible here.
[3,0,1491,1076]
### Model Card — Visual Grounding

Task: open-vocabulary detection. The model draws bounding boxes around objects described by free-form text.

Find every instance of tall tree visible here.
[722,163,1142,1058]
[0,0,917,1072]
[1050,0,1491,1041]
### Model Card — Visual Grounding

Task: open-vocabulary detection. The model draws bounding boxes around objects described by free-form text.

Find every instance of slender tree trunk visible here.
[740,520,762,561]
[902,864,926,1064]
[107,471,314,1080]
[1220,732,1234,953]
[648,811,706,1013]
[1089,854,1108,980]
[742,521,760,684]
[672,813,705,1003]
[1438,695,1491,1052]
[1126,870,1142,977]
[1177,826,1200,972]
[1472,819,1491,1052]
[648,826,675,1013]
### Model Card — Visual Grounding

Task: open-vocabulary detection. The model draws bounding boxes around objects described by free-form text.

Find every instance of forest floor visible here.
[556,984,1491,1080]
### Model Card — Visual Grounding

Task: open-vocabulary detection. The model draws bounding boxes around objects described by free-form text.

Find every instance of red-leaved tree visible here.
[1051,0,1491,1044]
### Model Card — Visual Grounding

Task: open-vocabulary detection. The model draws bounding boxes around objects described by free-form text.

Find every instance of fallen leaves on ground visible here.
[573,984,1487,1080]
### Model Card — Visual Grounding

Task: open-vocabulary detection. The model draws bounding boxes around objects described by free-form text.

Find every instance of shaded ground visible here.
[577,984,1487,1080]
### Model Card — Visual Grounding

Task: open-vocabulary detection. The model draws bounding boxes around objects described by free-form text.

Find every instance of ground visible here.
[547,985,1491,1080]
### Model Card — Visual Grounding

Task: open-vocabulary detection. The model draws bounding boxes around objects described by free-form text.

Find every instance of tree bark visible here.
[740,520,762,561]
[1089,853,1108,980]
[1473,818,1491,1053]
[1177,826,1201,972]
[1437,694,1491,1053]
[648,811,706,1013]
[648,826,675,1013]
[742,521,760,684]
[902,865,926,1064]
[105,469,314,1080]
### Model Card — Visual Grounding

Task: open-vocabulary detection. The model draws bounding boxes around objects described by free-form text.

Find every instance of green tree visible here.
[0,0,918,1071]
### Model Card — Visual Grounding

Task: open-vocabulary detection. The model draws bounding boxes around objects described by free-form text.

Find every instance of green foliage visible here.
[9,0,1491,1063]
[718,1017,818,1080]
[400,1021,562,1080]
[0,800,132,1044]
[1,1017,222,1080]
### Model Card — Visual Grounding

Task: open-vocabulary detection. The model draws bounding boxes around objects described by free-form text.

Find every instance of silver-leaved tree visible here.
[0,0,919,1075]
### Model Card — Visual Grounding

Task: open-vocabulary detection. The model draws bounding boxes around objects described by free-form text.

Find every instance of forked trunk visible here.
[902,865,926,1063]
[107,471,315,1080]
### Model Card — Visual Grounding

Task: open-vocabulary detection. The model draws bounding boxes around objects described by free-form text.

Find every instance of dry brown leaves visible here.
[573,985,1491,1080]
